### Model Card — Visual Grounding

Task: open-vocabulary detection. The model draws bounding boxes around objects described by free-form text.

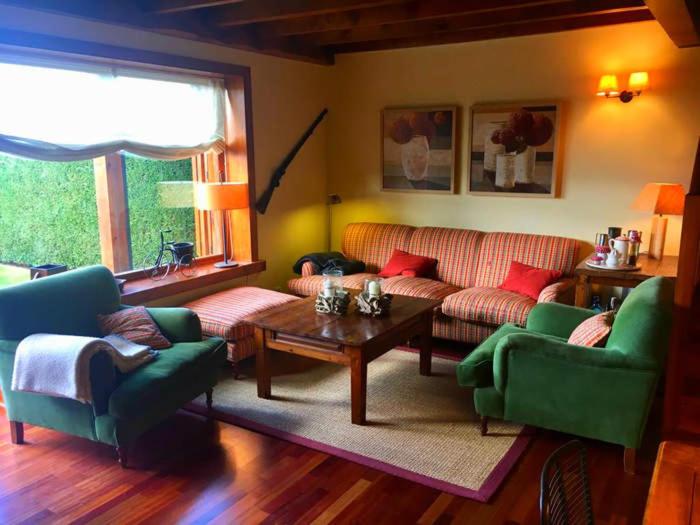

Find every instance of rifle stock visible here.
[256,108,328,214]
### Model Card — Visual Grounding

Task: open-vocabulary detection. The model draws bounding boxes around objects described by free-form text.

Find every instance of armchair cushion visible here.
[98,306,171,349]
[568,311,614,347]
[108,338,225,419]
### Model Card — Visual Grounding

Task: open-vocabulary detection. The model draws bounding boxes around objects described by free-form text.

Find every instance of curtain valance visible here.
[0,59,225,161]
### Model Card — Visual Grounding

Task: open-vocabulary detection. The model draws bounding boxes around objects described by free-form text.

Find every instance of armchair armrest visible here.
[526,302,597,339]
[146,307,202,343]
[491,333,659,448]
[538,277,576,304]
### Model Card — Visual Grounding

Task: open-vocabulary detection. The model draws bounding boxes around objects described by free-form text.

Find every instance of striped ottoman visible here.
[183,286,299,376]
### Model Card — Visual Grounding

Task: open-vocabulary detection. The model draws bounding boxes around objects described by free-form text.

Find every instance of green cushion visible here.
[456,324,530,387]
[108,338,226,419]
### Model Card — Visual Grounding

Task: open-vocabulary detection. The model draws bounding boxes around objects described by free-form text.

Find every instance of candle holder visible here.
[315,289,350,315]
[356,291,393,317]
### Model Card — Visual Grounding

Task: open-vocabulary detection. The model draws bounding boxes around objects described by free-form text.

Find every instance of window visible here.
[0,48,257,290]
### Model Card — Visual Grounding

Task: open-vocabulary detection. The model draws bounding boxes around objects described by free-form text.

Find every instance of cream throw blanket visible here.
[12,334,156,404]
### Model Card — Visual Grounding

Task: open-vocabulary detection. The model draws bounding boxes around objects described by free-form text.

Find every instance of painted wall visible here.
[0,4,332,293]
[327,21,700,257]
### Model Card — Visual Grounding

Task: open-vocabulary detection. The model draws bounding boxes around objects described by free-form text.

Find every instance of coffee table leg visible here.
[349,349,367,425]
[419,311,433,376]
[255,327,271,399]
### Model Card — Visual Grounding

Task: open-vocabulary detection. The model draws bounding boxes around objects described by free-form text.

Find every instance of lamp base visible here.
[649,215,668,260]
[215,260,239,268]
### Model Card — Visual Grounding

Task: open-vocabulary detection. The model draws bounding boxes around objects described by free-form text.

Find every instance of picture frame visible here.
[381,106,457,194]
[468,102,563,198]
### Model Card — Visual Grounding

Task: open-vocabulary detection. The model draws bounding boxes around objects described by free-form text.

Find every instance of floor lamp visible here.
[194,182,249,268]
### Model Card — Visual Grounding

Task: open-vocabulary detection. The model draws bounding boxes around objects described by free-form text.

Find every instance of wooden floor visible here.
[0,341,656,524]
[0,403,653,525]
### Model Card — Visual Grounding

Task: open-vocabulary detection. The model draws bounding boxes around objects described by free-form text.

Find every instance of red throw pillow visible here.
[498,261,563,301]
[98,306,172,350]
[568,312,614,347]
[378,249,438,278]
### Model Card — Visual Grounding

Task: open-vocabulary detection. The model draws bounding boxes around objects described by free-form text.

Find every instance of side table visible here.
[574,253,678,308]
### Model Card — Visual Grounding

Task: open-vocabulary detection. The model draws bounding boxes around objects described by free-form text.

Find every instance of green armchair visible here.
[456,276,673,473]
[0,265,227,466]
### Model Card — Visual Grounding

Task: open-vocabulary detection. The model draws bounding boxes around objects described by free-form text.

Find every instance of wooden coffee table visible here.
[246,291,440,425]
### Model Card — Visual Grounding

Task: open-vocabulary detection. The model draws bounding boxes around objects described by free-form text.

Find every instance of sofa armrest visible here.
[526,302,597,339]
[301,261,318,277]
[491,332,659,448]
[538,277,576,304]
[146,307,202,343]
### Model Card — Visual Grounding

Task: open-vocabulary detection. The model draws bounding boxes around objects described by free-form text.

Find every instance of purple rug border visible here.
[188,347,530,502]
[189,404,530,502]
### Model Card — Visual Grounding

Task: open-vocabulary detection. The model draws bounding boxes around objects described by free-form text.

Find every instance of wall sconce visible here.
[596,71,649,103]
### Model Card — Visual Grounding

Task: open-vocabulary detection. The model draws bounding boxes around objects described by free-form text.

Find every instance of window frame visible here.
[0,30,260,296]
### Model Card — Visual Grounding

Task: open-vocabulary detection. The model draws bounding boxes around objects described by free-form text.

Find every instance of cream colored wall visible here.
[327,21,700,257]
[0,5,331,295]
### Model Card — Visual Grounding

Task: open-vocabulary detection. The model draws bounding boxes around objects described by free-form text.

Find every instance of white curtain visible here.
[0,59,225,161]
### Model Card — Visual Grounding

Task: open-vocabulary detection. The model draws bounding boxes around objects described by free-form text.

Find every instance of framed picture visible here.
[381,106,457,193]
[469,102,563,197]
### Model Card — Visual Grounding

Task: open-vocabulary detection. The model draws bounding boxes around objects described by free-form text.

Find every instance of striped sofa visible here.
[287,222,581,345]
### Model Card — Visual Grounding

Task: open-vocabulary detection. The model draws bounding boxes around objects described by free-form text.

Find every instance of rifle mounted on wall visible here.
[256,108,328,214]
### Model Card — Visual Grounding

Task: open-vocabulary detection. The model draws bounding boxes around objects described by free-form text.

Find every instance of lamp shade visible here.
[628,71,649,92]
[597,74,619,96]
[631,183,685,216]
[194,182,248,211]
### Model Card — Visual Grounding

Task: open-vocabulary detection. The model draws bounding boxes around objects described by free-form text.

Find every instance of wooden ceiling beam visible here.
[328,8,654,53]
[644,0,700,47]
[208,0,406,27]
[144,0,245,15]
[306,1,649,45]
[247,0,643,37]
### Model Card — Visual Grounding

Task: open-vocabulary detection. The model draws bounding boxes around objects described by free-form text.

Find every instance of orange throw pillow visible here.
[568,312,614,347]
[378,249,438,278]
[98,306,172,350]
[499,261,563,301]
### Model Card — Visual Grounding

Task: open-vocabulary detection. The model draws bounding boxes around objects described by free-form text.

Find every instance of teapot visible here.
[608,236,630,266]
[605,249,620,268]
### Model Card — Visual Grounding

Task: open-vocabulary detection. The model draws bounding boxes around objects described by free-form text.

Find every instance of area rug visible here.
[190,349,530,502]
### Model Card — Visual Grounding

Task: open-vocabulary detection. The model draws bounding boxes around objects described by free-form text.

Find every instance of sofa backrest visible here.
[474,232,580,288]
[605,276,674,364]
[407,227,484,288]
[0,265,121,341]
[342,222,415,273]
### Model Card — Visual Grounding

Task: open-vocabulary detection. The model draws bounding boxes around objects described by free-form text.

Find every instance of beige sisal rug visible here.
[191,349,530,501]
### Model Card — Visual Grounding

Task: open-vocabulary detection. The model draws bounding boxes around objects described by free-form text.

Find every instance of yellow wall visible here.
[0,4,332,293]
[328,21,700,257]
[1,9,699,296]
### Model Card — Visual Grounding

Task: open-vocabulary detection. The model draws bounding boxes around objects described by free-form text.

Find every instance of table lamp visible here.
[631,183,685,259]
[194,182,249,268]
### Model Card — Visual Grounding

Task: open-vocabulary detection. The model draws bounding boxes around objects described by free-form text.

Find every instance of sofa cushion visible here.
[407,226,484,288]
[381,276,460,300]
[378,249,438,278]
[342,223,415,273]
[184,286,299,341]
[456,323,530,387]
[474,232,580,288]
[287,273,377,297]
[108,338,225,419]
[441,287,536,326]
[498,261,563,301]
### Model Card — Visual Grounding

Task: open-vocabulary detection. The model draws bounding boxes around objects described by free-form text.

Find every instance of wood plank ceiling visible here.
[3,0,658,64]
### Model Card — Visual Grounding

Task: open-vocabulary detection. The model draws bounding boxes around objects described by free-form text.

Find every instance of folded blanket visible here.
[12,333,157,404]
[292,251,366,276]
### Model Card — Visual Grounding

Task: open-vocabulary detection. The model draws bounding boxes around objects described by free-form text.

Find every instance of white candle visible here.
[368,281,381,297]
[323,280,335,298]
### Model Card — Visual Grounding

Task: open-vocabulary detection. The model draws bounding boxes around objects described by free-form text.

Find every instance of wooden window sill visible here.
[119,257,266,305]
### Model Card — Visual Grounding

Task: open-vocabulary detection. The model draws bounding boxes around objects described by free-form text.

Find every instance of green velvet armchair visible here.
[456,276,673,473]
[0,265,227,467]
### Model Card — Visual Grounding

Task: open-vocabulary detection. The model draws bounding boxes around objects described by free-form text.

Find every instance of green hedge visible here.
[0,154,195,270]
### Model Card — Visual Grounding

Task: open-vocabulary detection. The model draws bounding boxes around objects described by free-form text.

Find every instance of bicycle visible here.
[142,229,197,281]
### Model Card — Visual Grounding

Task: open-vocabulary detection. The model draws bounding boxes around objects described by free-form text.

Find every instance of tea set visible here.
[586,228,642,271]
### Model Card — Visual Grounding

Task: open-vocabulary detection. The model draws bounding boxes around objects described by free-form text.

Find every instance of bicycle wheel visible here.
[142,251,173,281]
[178,254,198,278]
